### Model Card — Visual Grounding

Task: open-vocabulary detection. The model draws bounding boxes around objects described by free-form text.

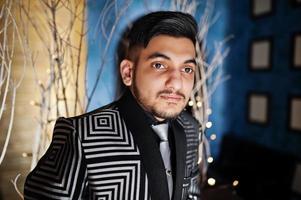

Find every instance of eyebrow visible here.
[146,52,196,65]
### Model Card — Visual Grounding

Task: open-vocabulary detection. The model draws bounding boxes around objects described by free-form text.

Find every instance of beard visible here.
[131,73,187,120]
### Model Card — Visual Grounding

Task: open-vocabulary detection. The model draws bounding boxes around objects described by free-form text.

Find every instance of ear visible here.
[120,59,134,86]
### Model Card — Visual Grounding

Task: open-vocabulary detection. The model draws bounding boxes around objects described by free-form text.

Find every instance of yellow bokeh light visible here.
[233,180,239,187]
[206,121,213,128]
[207,156,214,163]
[207,178,216,186]
[210,134,217,140]
[206,108,212,115]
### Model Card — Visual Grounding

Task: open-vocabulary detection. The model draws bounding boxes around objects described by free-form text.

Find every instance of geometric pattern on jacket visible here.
[24,91,201,200]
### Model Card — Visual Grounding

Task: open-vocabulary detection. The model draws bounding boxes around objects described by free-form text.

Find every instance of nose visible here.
[165,69,182,91]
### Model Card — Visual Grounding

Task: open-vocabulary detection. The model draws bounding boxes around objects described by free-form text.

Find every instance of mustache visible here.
[157,89,186,99]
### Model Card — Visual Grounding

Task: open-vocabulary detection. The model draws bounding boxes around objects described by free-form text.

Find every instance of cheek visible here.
[133,72,154,95]
[136,71,161,91]
[141,79,162,96]
[184,79,194,94]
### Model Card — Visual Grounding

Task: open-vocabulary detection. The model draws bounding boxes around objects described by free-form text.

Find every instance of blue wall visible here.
[208,0,301,159]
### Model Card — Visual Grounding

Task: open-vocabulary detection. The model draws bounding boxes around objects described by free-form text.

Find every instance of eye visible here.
[182,67,194,74]
[152,62,165,69]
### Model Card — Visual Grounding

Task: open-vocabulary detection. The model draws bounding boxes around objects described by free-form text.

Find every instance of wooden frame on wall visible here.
[247,92,270,125]
[288,95,301,133]
[249,37,273,71]
[251,0,275,18]
[291,33,301,69]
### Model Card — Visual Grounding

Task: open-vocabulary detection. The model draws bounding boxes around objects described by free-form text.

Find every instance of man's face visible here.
[121,35,196,121]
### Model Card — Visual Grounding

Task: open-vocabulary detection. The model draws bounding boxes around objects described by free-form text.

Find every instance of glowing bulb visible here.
[30,100,36,106]
[210,134,217,140]
[30,100,40,107]
[196,101,202,108]
[207,178,216,186]
[188,100,193,106]
[196,96,201,101]
[207,156,214,163]
[206,121,212,128]
[206,108,212,115]
[22,152,32,157]
[233,180,239,187]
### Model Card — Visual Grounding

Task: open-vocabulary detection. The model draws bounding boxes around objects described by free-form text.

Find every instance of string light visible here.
[30,100,40,107]
[207,156,214,163]
[22,152,32,157]
[206,108,212,115]
[210,134,217,140]
[196,96,201,101]
[52,54,59,61]
[188,100,193,106]
[233,180,239,187]
[207,178,216,186]
[196,101,202,108]
[206,121,212,128]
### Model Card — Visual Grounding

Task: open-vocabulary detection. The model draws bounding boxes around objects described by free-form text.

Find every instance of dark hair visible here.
[127,11,198,56]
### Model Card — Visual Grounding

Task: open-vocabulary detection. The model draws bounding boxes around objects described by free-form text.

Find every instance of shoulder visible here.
[69,101,119,120]
[53,101,120,134]
[60,101,123,139]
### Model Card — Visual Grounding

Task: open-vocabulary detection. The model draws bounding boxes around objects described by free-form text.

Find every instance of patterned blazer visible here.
[24,91,201,200]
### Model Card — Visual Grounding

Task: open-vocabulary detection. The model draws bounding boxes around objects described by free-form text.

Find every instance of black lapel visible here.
[117,91,170,200]
[171,118,187,200]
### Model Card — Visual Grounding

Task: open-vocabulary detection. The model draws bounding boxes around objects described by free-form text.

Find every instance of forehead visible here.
[141,35,196,58]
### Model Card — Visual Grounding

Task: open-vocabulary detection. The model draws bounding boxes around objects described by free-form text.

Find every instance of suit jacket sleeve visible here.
[24,117,88,200]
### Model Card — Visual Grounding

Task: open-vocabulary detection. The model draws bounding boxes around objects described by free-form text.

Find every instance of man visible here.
[24,11,201,200]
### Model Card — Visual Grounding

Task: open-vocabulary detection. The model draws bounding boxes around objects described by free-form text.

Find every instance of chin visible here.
[165,103,185,112]
[154,106,183,119]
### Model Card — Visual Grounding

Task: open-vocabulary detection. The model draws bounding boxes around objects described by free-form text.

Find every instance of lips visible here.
[159,94,184,103]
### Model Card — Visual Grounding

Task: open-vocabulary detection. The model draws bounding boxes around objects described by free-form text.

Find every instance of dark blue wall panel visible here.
[209,0,301,159]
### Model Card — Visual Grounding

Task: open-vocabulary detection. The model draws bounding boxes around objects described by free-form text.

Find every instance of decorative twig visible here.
[10,174,24,199]
[18,0,87,167]
[0,0,25,165]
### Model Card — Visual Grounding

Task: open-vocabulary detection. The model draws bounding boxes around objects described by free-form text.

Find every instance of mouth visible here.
[159,93,185,104]
[157,89,186,104]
